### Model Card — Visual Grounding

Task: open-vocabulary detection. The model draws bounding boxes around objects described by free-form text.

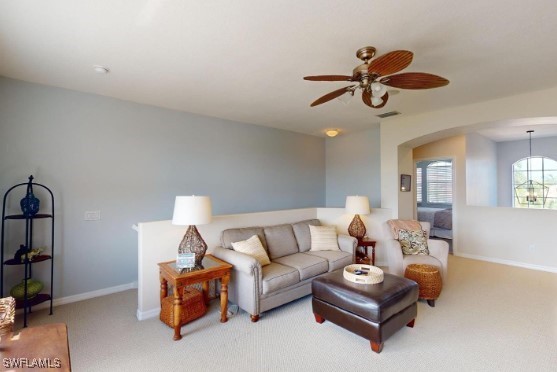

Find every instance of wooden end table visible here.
[356,238,377,266]
[158,254,232,341]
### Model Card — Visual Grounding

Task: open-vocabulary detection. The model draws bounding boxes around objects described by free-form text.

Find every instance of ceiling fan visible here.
[303,46,449,109]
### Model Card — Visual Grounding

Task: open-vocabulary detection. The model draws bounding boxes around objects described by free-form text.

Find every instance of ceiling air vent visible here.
[376,111,401,119]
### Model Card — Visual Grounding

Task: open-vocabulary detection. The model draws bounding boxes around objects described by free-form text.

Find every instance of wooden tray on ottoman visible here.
[160,288,207,328]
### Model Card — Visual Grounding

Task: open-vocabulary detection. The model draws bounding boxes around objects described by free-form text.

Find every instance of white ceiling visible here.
[1,0,557,137]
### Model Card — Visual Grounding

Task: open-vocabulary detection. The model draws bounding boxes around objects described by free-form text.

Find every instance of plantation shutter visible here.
[426,161,452,204]
[416,168,422,203]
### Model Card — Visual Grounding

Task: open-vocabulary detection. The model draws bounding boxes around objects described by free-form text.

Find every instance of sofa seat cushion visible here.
[264,224,299,260]
[305,250,353,272]
[261,263,300,295]
[273,253,328,281]
[291,219,321,252]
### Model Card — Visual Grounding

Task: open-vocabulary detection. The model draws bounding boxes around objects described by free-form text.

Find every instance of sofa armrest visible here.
[337,234,357,254]
[212,246,261,276]
[212,246,264,316]
[385,239,405,277]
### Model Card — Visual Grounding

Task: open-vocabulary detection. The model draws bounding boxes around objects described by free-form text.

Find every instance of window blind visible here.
[426,161,452,204]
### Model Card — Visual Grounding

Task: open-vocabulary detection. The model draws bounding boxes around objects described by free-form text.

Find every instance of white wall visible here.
[380,85,557,272]
[465,133,497,207]
[0,77,326,299]
[325,126,381,208]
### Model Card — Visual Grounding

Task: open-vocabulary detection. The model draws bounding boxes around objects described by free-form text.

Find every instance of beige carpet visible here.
[11,255,557,371]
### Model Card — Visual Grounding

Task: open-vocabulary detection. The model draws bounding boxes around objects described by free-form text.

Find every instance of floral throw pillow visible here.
[398,229,429,255]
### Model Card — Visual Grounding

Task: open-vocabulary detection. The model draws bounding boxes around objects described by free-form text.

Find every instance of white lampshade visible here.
[345,195,371,215]
[172,196,212,226]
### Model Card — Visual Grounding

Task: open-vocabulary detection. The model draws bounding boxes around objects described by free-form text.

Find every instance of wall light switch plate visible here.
[84,210,101,221]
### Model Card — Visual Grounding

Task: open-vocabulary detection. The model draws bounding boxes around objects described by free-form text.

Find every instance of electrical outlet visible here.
[84,211,101,221]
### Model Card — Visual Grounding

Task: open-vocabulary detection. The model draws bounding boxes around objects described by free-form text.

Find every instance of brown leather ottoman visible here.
[312,270,419,353]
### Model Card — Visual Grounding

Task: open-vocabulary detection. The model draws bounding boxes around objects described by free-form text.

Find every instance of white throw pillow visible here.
[309,225,340,251]
[231,235,271,266]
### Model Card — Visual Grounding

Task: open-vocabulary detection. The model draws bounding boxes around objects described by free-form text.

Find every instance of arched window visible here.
[512,156,557,209]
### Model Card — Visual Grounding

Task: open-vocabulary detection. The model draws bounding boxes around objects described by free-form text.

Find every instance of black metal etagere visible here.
[1,175,55,327]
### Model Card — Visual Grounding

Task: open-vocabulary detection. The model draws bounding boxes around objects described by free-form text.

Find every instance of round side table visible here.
[404,264,442,307]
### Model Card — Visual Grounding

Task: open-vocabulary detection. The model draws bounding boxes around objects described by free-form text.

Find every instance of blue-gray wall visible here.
[0,77,325,298]
[325,126,381,208]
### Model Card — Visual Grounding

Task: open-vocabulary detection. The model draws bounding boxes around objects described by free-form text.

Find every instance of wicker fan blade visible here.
[310,86,355,107]
[368,50,413,76]
[362,91,389,109]
[304,75,353,81]
[362,90,372,107]
[380,72,449,89]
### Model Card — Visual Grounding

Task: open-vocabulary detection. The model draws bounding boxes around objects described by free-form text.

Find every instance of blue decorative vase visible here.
[20,176,40,217]
[10,279,44,300]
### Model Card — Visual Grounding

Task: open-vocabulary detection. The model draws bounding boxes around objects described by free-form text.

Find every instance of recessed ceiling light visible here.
[325,129,340,137]
[93,65,110,74]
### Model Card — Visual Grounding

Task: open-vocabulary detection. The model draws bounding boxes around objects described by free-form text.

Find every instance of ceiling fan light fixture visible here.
[371,82,387,97]
[371,96,383,106]
[303,46,449,109]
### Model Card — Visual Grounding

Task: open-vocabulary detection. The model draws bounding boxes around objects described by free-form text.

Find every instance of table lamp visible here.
[172,196,212,267]
[345,195,371,239]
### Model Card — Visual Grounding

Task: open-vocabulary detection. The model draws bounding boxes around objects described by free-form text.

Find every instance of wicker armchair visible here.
[0,296,16,337]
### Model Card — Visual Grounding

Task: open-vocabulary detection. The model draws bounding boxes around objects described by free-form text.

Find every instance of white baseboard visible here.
[136,307,159,321]
[455,253,557,273]
[16,281,138,314]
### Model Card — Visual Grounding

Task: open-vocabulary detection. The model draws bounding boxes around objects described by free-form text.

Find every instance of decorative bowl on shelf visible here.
[10,279,44,300]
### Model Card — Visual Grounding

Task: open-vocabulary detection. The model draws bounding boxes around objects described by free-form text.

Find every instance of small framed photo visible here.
[176,253,195,269]
[400,174,411,192]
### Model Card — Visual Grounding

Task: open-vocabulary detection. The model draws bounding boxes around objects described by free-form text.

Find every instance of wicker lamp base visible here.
[178,225,208,267]
[348,214,366,239]
[160,288,207,328]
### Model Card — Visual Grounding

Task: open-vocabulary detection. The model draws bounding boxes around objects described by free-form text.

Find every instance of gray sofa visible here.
[212,219,357,322]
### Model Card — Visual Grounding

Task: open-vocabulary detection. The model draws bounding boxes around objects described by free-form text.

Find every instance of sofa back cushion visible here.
[221,227,268,251]
[264,224,299,260]
[291,219,321,252]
